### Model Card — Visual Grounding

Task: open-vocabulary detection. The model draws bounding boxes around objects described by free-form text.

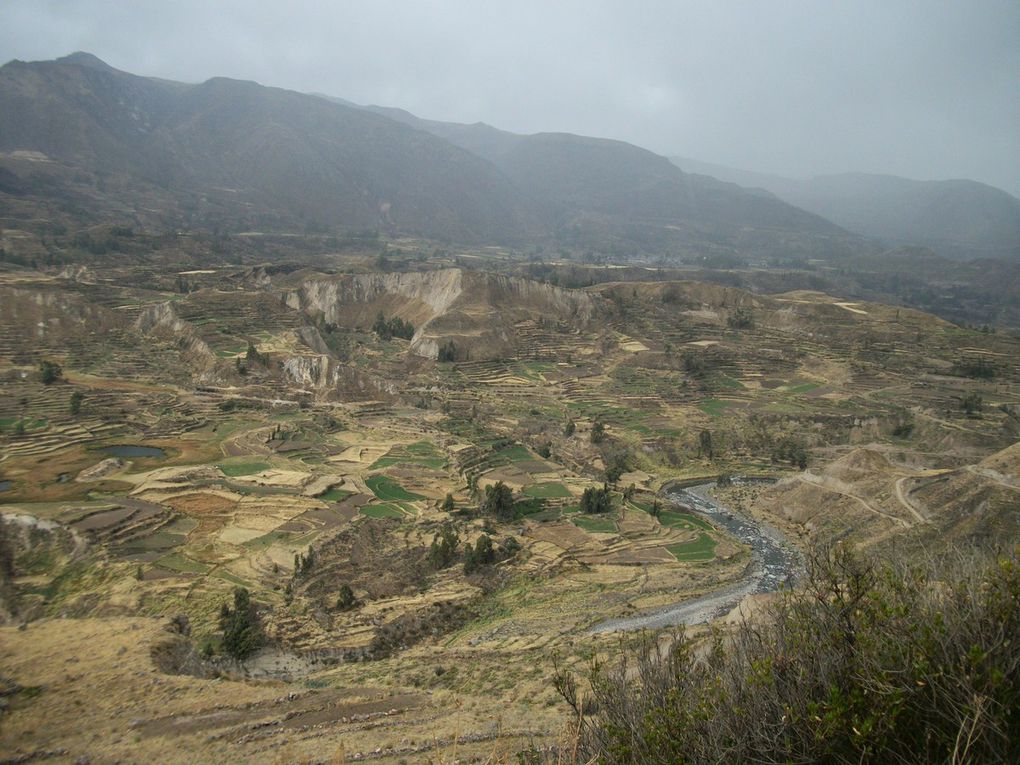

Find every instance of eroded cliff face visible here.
[282,354,396,399]
[285,269,596,360]
[134,302,216,375]
[285,269,465,327]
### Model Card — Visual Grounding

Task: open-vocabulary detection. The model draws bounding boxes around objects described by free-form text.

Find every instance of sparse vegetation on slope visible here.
[558,545,1020,764]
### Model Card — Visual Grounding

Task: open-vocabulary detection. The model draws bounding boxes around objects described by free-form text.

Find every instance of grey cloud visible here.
[1,0,1018,195]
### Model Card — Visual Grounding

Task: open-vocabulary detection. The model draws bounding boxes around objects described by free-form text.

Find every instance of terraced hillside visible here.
[2,260,1018,762]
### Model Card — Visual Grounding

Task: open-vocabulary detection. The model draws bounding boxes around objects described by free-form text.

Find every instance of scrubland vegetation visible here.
[557,545,1020,764]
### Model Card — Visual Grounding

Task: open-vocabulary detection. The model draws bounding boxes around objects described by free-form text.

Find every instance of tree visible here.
[590,419,607,444]
[294,548,315,577]
[464,534,495,574]
[428,523,460,569]
[442,493,455,513]
[727,307,754,330]
[682,352,707,378]
[603,448,631,484]
[480,481,516,522]
[437,340,457,362]
[373,312,414,342]
[39,360,62,385]
[580,484,612,515]
[69,390,84,416]
[564,419,576,437]
[961,392,983,416]
[245,341,266,367]
[698,429,714,459]
[219,587,264,661]
[336,584,357,611]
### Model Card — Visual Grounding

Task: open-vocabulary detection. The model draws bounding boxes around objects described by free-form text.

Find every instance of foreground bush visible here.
[557,545,1020,764]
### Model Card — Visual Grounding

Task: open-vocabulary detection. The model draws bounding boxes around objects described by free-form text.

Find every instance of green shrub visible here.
[558,545,1020,764]
[39,360,62,385]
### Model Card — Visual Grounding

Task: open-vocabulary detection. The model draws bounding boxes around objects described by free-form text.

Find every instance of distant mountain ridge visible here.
[0,53,867,258]
[0,53,543,243]
[671,156,1020,261]
[351,101,860,257]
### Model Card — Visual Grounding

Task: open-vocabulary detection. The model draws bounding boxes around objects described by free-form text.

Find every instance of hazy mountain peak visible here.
[56,51,117,72]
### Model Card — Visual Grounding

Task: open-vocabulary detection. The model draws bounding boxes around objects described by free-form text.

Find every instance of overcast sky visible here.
[2,1,1018,195]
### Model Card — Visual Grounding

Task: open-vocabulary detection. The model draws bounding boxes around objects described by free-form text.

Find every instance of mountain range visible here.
[0,53,1017,262]
[672,156,1020,262]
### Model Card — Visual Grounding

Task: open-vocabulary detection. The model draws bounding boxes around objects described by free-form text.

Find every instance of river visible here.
[589,478,802,633]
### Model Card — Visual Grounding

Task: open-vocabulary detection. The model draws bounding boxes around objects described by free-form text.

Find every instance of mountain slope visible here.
[0,54,542,243]
[1,53,867,257]
[355,102,866,258]
[671,156,1020,261]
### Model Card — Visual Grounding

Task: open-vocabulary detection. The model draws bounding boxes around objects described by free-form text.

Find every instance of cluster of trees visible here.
[580,484,612,515]
[219,587,264,661]
[480,481,516,522]
[293,549,315,577]
[428,523,460,569]
[602,447,632,484]
[235,341,268,375]
[372,311,414,341]
[463,534,495,574]
[39,360,62,385]
[771,436,809,469]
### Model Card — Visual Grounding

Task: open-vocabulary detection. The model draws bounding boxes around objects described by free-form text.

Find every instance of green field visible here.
[217,460,270,477]
[523,481,572,499]
[631,502,714,531]
[492,444,533,463]
[667,533,717,561]
[573,515,617,533]
[360,503,406,519]
[316,487,354,502]
[366,475,425,501]
[658,510,714,531]
[369,440,447,470]
[698,399,729,417]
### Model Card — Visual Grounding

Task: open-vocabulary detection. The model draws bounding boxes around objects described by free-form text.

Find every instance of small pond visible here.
[102,445,167,459]
[0,480,12,493]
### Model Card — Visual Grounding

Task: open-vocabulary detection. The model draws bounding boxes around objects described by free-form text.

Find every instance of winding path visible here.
[589,480,802,633]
